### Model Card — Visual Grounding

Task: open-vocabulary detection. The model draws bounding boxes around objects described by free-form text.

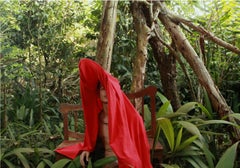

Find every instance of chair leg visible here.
[152,157,161,168]
[151,150,162,168]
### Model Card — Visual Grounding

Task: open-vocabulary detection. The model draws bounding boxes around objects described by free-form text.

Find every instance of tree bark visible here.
[168,14,240,55]
[130,1,149,92]
[158,2,240,139]
[141,3,181,110]
[150,37,181,111]
[158,2,227,117]
[140,0,240,118]
[96,0,118,72]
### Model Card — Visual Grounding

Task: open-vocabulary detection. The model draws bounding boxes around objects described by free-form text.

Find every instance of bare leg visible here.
[99,121,118,168]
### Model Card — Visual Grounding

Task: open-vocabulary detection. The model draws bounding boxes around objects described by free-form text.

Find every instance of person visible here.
[80,84,117,168]
[55,58,152,168]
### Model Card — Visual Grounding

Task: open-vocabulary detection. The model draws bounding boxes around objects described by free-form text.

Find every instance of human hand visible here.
[80,151,90,167]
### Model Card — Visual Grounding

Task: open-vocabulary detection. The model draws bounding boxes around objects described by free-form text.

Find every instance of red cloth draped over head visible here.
[55,58,152,168]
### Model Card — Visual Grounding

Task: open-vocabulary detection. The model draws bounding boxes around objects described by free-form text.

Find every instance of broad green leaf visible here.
[184,157,202,168]
[16,105,27,120]
[157,101,173,117]
[202,88,213,118]
[2,159,16,168]
[41,158,53,167]
[222,113,240,120]
[176,121,202,140]
[4,148,34,158]
[37,148,55,155]
[36,161,45,168]
[199,120,238,127]
[18,130,39,139]
[7,125,16,141]
[157,117,175,151]
[200,130,225,136]
[14,151,30,168]
[68,155,80,168]
[175,101,212,118]
[191,155,209,168]
[51,159,71,168]
[14,148,34,153]
[184,155,208,168]
[197,103,212,119]
[215,141,240,168]
[202,143,214,168]
[176,135,198,152]
[157,92,169,103]
[175,102,198,114]
[193,139,215,168]
[29,109,34,127]
[0,152,4,160]
[144,105,151,129]
[93,156,117,168]
[175,148,202,157]
[157,92,173,113]
[174,127,183,152]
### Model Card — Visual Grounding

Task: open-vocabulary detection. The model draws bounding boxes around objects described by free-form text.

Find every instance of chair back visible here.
[59,103,84,140]
[126,86,157,137]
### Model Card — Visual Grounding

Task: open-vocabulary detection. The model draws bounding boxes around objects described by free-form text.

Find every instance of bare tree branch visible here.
[153,27,197,101]
[168,13,240,55]
[157,1,240,140]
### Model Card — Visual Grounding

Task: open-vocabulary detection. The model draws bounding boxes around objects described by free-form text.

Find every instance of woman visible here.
[56,58,152,168]
[80,84,118,167]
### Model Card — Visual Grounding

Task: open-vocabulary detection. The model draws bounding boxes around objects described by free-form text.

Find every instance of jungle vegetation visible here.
[0,0,239,167]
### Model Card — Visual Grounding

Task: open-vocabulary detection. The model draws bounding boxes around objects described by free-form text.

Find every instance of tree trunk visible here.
[129,1,150,112]
[141,4,181,110]
[130,1,149,92]
[151,39,181,111]
[96,0,118,72]
[158,2,226,118]
[158,2,240,139]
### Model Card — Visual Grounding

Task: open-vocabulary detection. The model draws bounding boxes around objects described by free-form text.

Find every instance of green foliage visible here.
[169,0,240,113]
[111,1,135,91]
[1,0,240,167]
[215,141,240,168]
[0,118,64,167]
[0,147,54,168]
[0,0,102,124]
[152,92,239,168]
[51,158,72,168]
[0,1,102,167]
[51,156,117,168]
[93,156,117,168]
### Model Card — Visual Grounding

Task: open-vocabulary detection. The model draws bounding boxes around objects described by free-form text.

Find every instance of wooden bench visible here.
[55,86,163,167]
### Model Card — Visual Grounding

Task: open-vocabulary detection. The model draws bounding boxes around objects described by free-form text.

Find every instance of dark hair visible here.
[97,82,101,90]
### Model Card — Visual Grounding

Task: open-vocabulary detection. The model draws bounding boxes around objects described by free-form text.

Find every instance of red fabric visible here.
[55,58,152,168]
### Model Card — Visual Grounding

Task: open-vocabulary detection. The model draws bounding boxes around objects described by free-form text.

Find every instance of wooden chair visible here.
[55,86,163,167]
[126,86,163,167]
[55,103,84,160]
